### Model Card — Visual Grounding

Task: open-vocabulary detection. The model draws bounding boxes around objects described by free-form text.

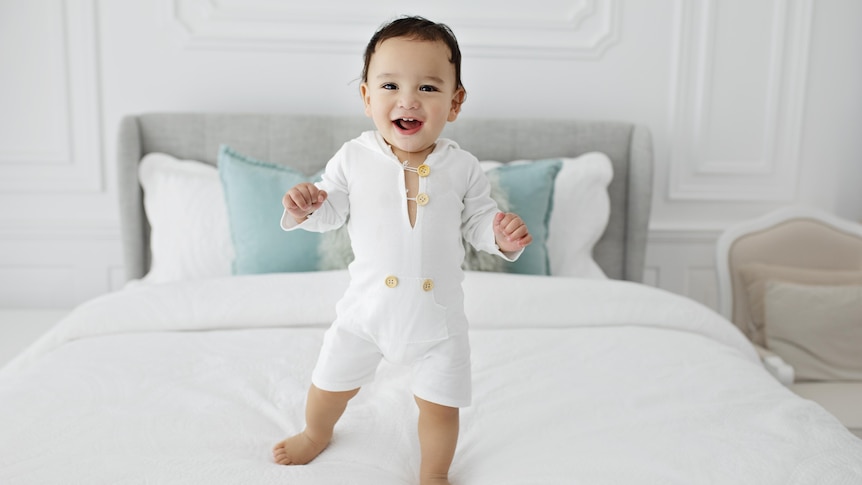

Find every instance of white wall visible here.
[1,0,860,309]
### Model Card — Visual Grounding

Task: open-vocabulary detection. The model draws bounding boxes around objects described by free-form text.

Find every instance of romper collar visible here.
[357,131,459,163]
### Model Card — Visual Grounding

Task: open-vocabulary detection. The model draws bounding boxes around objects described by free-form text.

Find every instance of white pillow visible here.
[138,153,234,283]
[547,153,612,279]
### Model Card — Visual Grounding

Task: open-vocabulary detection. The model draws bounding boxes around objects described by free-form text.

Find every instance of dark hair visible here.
[362,16,464,91]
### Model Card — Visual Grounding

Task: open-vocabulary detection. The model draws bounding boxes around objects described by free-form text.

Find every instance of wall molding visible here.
[0,0,104,193]
[647,227,723,243]
[645,227,723,310]
[168,0,620,59]
[667,0,813,201]
[0,221,120,241]
[0,262,123,308]
[0,221,123,307]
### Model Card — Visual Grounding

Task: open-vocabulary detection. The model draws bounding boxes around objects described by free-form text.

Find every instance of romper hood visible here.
[355,131,461,160]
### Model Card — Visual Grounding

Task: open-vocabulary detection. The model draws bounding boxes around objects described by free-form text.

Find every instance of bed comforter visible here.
[1,271,861,484]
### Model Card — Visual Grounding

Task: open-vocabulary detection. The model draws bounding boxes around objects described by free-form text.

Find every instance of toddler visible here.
[273,16,531,485]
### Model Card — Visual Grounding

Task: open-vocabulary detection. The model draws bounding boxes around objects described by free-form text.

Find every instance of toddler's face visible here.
[361,37,464,160]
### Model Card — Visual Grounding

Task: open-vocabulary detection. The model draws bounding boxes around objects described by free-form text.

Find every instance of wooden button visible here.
[421,279,434,292]
[416,193,429,206]
[385,275,399,288]
[417,164,431,177]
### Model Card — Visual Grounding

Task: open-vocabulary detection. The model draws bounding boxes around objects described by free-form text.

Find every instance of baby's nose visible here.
[399,93,419,110]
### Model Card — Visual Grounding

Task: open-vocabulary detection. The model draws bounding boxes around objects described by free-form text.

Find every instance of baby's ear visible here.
[448,88,466,121]
[360,83,372,118]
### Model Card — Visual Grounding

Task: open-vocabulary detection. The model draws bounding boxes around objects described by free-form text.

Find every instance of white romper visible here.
[281,131,521,407]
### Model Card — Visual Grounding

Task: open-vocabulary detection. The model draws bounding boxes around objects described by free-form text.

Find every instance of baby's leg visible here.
[415,395,459,485]
[273,384,359,465]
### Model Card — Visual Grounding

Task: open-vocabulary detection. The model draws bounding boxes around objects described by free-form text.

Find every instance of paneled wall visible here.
[1,0,860,309]
[0,0,125,307]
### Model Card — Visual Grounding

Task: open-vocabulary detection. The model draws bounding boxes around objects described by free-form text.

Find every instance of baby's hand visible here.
[493,212,532,253]
[283,183,327,223]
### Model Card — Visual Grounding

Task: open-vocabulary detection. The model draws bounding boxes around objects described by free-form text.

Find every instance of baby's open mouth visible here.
[393,118,423,133]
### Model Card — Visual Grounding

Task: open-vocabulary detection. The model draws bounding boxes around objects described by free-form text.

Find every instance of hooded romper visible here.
[281,131,520,408]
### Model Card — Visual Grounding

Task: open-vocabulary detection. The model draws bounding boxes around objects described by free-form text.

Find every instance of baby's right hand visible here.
[283,182,327,223]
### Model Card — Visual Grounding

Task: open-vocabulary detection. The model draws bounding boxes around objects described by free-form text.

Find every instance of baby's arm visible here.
[493,212,532,253]
[283,182,328,224]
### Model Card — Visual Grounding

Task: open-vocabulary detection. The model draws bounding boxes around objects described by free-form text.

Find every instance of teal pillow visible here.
[218,145,560,276]
[218,145,322,274]
[486,159,562,275]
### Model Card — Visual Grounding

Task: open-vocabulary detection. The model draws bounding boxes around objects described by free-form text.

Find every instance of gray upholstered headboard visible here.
[116,113,653,282]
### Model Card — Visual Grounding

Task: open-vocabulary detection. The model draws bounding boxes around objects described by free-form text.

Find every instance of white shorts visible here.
[311,325,472,408]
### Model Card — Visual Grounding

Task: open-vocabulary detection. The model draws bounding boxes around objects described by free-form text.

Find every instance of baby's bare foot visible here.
[272,431,328,465]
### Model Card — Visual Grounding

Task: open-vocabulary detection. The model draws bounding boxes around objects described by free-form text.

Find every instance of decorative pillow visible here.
[764,281,862,382]
[138,153,234,283]
[218,146,325,274]
[546,153,613,279]
[738,263,862,345]
[470,153,613,278]
[139,148,613,281]
[469,159,562,275]
[461,171,511,273]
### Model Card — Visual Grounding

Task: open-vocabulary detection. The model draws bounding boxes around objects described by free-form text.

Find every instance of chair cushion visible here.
[738,263,862,345]
[764,282,862,381]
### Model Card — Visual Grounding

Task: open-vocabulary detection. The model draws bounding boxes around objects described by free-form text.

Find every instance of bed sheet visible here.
[1,272,861,484]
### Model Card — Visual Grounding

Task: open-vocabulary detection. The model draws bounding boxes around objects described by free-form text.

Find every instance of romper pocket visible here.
[358,277,449,345]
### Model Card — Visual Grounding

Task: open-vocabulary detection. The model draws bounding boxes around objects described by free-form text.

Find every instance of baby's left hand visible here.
[493,212,532,253]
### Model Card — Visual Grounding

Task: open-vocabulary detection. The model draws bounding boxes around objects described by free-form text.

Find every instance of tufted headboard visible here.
[116,113,653,282]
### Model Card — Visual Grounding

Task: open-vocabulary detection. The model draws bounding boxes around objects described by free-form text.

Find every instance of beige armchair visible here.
[716,206,862,438]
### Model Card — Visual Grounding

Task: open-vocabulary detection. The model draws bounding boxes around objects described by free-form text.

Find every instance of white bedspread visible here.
[1,272,860,484]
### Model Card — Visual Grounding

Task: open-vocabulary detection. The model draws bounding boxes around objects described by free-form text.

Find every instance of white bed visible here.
[1,114,860,484]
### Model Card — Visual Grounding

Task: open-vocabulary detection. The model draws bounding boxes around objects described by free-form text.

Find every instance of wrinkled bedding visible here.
[1,272,860,484]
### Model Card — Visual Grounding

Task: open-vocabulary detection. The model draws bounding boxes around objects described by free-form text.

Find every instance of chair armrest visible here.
[753,344,795,385]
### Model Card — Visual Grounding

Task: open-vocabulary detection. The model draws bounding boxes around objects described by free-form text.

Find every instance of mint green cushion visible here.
[487,159,562,275]
[218,145,322,274]
[218,145,560,276]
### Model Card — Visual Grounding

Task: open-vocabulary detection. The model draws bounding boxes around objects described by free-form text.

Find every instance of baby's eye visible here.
[419,85,439,92]
[381,83,397,90]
